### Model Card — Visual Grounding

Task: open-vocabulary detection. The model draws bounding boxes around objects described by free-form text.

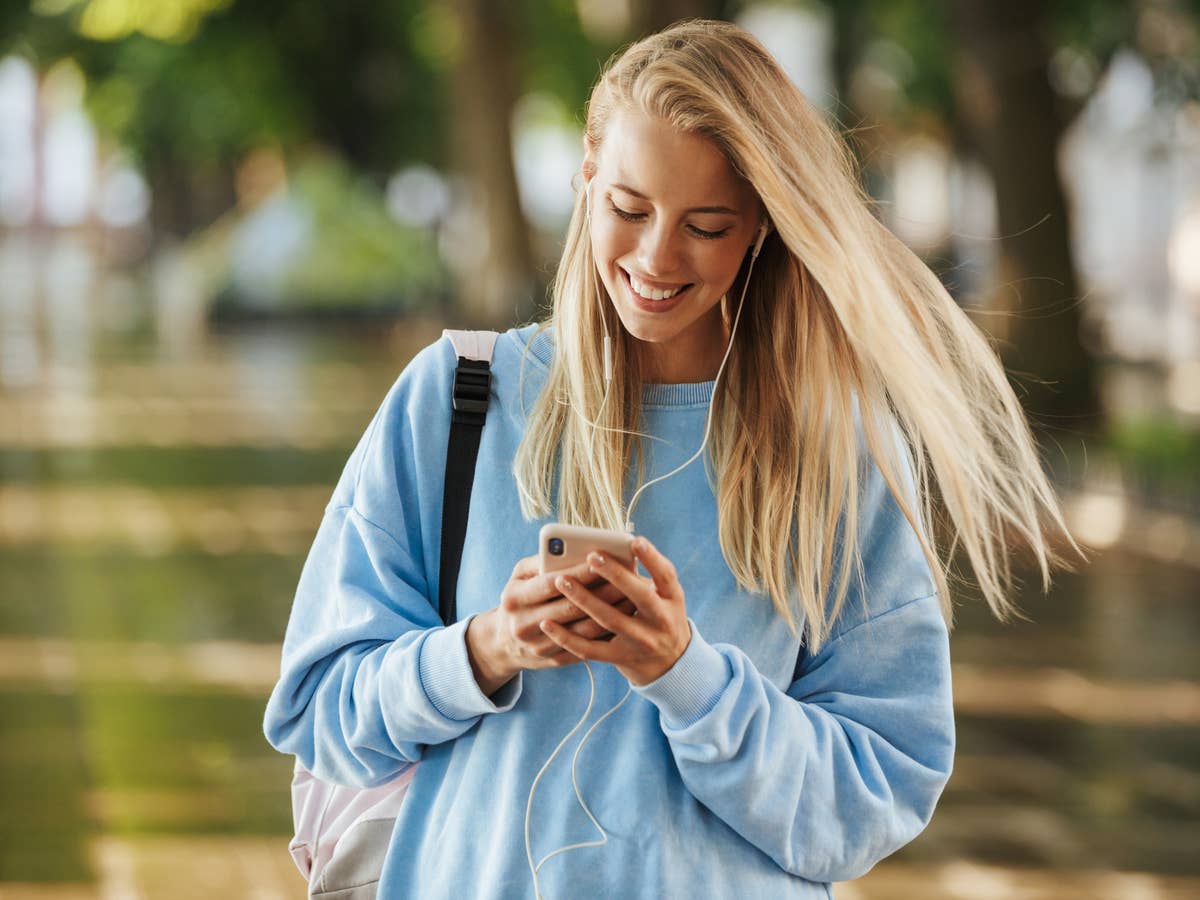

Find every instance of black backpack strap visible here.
[438,330,500,626]
[793,641,807,685]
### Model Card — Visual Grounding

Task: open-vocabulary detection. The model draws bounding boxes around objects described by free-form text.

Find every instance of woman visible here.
[265,19,1079,898]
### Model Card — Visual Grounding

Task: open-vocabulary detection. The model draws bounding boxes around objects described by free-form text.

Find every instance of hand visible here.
[539,536,691,687]
[466,554,635,695]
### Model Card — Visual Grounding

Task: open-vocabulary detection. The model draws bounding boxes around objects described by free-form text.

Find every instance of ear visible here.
[582,133,598,183]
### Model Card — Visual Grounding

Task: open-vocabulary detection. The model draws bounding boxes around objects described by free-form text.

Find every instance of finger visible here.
[585,551,658,616]
[540,618,622,663]
[525,626,588,661]
[528,646,583,669]
[591,581,628,606]
[565,615,614,641]
[630,537,682,600]
[530,595,590,626]
[532,564,597,607]
[560,591,630,637]
[556,575,651,643]
[566,597,634,640]
[511,555,541,580]
[520,560,598,605]
[518,592,620,640]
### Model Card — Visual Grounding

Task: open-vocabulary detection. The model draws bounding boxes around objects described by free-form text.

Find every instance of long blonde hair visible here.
[513,19,1081,654]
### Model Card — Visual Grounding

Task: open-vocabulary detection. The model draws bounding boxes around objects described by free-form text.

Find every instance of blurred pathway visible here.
[1,844,1199,899]
[2,636,1198,726]
[1,324,1197,898]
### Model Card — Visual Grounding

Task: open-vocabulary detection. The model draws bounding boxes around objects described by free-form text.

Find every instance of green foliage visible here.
[275,156,445,309]
[1107,417,1200,490]
[1045,0,1136,60]
[0,547,301,643]
[34,0,234,43]
[198,153,446,313]
[19,0,449,175]
[82,686,292,834]
[85,32,309,168]
[518,0,616,121]
[0,692,93,881]
[837,0,1198,127]
[0,446,354,489]
[861,0,955,123]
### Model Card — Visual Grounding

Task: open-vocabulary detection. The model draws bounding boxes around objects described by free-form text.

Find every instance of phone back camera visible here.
[548,538,564,556]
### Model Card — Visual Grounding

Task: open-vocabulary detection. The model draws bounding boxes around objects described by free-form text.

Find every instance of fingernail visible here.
[591,553,606,566]
[557,575,572,591]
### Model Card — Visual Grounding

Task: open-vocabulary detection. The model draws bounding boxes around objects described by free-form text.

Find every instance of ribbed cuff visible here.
[632,619,731,729]
[418,616,522,721]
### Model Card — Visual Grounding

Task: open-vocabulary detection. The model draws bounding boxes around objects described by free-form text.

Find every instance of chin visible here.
[613,307,692,344]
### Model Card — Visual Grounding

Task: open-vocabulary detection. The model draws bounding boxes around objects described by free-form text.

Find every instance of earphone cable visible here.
[524,659,598,900]
[534,682,632,872]
[525,197,764,898]
[622,232,762,532]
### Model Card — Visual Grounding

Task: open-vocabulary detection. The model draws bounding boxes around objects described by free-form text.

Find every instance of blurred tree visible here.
[950,0,1101,434]
[437,0,749,324]
[634,0,731,34]
[10,0,1188,364]
[824,0,1146,438]
[8,0,446,240]
[832,0,1197,437]
[3,0,624,321]
[444,0,535,326]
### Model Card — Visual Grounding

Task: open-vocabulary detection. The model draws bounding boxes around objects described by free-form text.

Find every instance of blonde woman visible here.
[265,19,1078,899]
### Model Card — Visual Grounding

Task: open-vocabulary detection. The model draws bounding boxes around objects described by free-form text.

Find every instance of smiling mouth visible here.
[621,268,694,301]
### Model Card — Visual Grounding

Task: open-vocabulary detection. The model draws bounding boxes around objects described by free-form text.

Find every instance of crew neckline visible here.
[517,323,716,409]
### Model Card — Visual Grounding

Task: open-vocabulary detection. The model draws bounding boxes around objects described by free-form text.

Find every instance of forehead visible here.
[598,109,750,208]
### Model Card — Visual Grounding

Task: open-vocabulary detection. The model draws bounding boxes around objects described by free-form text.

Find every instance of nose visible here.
[636,221,683,278]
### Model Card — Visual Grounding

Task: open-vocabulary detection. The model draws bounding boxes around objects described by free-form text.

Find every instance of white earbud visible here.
[751,221,769,259]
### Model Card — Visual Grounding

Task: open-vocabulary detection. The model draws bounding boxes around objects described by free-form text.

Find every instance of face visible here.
[584,109,762,383]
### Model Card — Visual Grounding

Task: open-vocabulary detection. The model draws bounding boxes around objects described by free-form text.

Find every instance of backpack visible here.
[287,329,499,898]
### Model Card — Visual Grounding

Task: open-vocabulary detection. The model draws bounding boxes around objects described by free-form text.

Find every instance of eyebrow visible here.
[611,182,740,216]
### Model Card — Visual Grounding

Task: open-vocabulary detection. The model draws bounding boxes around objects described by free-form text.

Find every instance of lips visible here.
[620,267,693,314]
[621,267,693,301]
[624,271,691,303]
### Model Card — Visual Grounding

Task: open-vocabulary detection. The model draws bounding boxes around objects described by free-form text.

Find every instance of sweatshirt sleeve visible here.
[632,448,954,883]
[262,337,523,788]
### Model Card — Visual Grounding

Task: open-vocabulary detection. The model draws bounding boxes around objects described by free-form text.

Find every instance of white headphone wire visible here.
[524,194,766,898]
[622,225,764,532]
[525,186,620,900]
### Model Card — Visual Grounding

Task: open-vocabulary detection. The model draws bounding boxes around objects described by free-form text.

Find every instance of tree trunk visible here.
[146,152,237,243]
[950,0,1101,437]
[634,0,731,36]
[446,0,537,327]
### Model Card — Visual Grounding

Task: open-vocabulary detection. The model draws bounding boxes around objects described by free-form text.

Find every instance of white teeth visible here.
[629,273,685,301]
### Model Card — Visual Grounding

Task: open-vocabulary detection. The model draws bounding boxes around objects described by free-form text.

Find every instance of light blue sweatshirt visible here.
[263,324,954,899]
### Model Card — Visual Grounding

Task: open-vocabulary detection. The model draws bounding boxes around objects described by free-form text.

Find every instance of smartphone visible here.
[538,523,635,575]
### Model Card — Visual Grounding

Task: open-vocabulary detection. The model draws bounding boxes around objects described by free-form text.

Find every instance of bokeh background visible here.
[1,1,1198,898]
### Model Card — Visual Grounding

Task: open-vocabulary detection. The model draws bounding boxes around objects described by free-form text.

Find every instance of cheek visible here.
[698,245,747,284]
[594,219,633,255]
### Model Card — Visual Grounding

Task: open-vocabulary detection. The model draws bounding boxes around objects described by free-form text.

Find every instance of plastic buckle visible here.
[452,358,490,425]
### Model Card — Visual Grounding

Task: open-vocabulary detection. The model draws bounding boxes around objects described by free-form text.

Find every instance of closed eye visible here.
[608,202,645,225]
[608,201,730,241]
